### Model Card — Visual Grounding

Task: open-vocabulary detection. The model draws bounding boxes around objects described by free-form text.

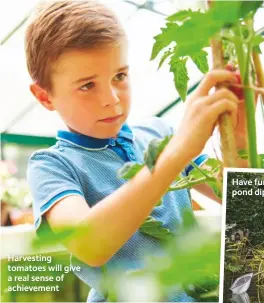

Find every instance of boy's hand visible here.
[176,69,240,158]
[224,65,258,151]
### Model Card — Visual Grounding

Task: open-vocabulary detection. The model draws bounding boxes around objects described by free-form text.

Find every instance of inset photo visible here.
[220,168,264,303]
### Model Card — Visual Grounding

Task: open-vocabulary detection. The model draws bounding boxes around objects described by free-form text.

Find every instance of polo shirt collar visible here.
[57,123,134,150]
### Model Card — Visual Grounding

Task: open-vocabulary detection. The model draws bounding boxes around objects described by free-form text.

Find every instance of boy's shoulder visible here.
[27,142,74,179]
[28,143,62,163]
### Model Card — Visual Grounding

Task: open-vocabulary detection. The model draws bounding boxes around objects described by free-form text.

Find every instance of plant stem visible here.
[233,24,261,168]
[190,161,210,178]
[243,81,260,168]
[169,176,216,191]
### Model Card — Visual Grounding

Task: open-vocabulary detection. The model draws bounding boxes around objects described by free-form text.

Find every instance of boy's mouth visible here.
[99,114,123,123]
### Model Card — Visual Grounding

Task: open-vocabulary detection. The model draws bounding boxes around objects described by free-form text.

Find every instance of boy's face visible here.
[31,40,131,138]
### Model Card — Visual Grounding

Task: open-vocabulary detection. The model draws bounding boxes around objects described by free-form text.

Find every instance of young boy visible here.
[26,0,246,301]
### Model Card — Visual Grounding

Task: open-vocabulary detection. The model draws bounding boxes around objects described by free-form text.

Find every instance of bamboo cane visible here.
[208,1,238,167]
[252,52,264,104]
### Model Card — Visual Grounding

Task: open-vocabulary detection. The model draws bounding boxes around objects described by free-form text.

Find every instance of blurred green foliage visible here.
[26,209,221,302]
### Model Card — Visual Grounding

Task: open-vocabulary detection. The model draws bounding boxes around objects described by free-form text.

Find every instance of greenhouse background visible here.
[1,0,264,177]
[1,0,264,302]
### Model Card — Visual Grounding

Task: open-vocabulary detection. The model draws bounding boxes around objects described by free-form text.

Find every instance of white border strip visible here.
[219,167,264,303]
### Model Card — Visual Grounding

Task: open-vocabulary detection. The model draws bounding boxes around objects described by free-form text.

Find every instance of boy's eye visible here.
[113,72,127,82]
[80,82,95,91]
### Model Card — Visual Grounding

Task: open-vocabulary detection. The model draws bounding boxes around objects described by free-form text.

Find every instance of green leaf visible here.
[253,45,262,54]
[172,13,218,57]
[169,56,189,101]
[203,158,222,168]
[166,9,201,22]
[184,275,219,301]
[209,1,263,27]
[207,181,222,199]
[201,158,222,176]
[151,22,179,60]
[158,49,174,70]
[168,158,222,193]
[251,33,264,48]
[190,50,209,74]
[188,167,206,180]
[239,1,264,19]
[171,1,261,57]
[210,1,241,25]
[155,2,262,60]
[210,1,261,25]
[139,216,173,241]
[32,221,92,249]
[32,227,73,249]
[144,136,172,171]
[181,208,197,231]
[158,231,221,286]
[118,162,144,179]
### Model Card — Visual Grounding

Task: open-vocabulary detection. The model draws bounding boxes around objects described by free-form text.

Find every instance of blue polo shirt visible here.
[27,117,208,302]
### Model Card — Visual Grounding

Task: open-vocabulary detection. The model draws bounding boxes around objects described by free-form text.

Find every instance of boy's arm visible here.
[45,69,240,267]
[46,138,192,267]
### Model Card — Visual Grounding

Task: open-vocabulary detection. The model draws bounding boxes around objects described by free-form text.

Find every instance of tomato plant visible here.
[116,1,264,301]
[151,0,264,169]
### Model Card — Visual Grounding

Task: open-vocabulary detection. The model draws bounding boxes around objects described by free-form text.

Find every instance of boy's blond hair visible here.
[25,0,125,92]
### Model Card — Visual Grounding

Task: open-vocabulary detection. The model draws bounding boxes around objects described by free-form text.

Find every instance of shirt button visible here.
[109,139,116,146]
[129,154,136,160]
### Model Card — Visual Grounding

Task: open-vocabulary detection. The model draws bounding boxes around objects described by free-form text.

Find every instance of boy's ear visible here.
[30,83,55,111]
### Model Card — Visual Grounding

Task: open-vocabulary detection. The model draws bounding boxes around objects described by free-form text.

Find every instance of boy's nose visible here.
[101,88,120,107]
